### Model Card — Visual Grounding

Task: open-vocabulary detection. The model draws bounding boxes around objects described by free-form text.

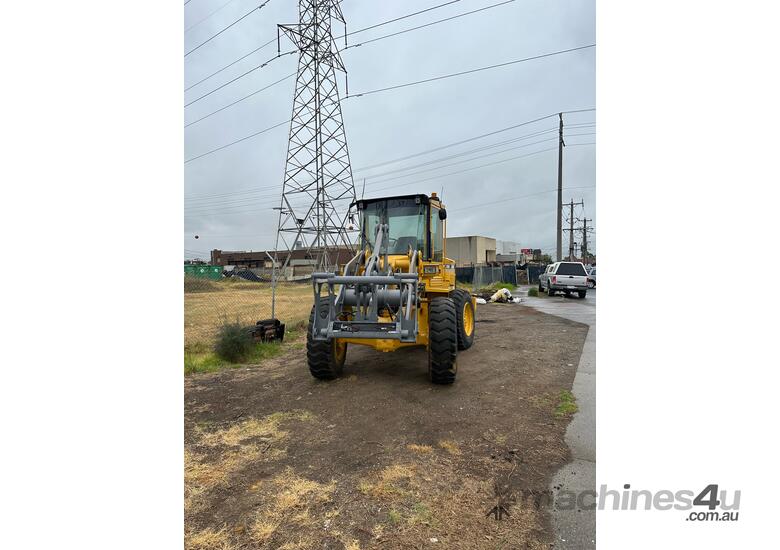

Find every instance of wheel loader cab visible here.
[307,192,476,384]
[356,194,455,293]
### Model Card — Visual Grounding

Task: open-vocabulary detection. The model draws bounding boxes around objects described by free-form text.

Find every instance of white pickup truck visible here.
[538,261,589,298]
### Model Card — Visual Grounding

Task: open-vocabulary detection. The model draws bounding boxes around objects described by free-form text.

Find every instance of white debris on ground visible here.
[490,288,512,302]
[472,288,523,304]
[488,288,522,303]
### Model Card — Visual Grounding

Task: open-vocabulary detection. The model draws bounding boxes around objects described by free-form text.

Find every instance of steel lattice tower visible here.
[273,0,356,276]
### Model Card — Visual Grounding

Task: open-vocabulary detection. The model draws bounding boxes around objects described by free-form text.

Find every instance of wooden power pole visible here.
[556,113,564,262]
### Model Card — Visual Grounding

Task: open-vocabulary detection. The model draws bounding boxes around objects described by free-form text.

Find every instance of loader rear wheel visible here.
[452,289,475,350]
[428,297,458,385]
[306,302,346,380]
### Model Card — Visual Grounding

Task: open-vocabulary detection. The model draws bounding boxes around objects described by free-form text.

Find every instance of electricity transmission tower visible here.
[272,0,356,289]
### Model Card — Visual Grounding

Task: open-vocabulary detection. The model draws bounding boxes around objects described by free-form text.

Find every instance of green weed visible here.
[555,390,578,417]
[184,326,302,375]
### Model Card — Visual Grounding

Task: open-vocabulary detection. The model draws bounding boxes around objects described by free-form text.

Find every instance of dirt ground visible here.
[184,303,588,550]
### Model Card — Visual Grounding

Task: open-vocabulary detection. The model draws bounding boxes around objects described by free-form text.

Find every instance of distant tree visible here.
[541,254,553,264]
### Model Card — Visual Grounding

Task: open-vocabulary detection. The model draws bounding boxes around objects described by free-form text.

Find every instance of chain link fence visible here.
[184,261,538,348]
[184,267,314,348]
[456,265,519,289]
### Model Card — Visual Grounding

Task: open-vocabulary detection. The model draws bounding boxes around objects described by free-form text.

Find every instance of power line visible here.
[184,72,295,128]
[185,0,463,91]
[184,52,293,109]
[184,119,289,163]
[366,132,595,187]
[448,185,596,213]
[184,36,277,92]
[363,147,557,198]
[185,0,240,33]
[346,44,596,98]
[358,137,560,189]
[185,143,596,218]
[355,126,560,178]
[185,104,593,165]
[342,0,462,38]
[183,0,502,113]
[184,1,270,58]
[185,132,574,212]
[184,123,588,200]
[355,109,593,172]
[186,146,564,217]
[358,129,595,181]
[344,0,515,51]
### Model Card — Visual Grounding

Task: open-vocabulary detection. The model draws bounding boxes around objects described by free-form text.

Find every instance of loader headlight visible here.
[423,266,439,274]
[443,263,455,270]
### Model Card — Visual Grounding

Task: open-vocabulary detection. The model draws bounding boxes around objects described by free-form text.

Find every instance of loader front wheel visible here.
[306,302,346,380]
[428,297,458,385]
[452,289,475,350]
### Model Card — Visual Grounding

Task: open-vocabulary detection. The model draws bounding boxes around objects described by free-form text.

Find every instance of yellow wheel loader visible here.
[307,193,476,384]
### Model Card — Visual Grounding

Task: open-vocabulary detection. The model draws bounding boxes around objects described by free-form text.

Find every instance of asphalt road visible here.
[522,288,596,549]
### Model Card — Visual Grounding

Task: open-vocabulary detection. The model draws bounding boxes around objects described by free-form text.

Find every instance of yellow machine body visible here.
[337,193,476,353]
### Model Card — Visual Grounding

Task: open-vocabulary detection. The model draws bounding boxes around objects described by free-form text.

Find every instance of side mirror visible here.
[438,208,447,221]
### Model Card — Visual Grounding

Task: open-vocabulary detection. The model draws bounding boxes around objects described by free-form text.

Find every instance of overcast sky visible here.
[184,0,595,260]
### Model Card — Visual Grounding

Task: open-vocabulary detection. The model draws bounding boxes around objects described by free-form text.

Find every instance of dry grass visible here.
[197,410,313,447]
[185,526,234,550]
[185,411,314,513]
[437,439,462,455]
[407,443,434,454]
[184,281,312,347]
[358,464,416,499]
[251,468,335,545]
[355,458,546,548]
[277,538,317,550]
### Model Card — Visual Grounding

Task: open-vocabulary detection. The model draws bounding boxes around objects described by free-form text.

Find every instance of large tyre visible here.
[547,284,556,297]
[538,280,543,292]
[577,290,587,299]
[452,289,475,350]
[306,300,346,380]
[428,297,458,385]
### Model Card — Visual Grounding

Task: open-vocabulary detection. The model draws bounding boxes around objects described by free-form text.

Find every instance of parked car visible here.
[587,267,596,288]
[538,261,589,298]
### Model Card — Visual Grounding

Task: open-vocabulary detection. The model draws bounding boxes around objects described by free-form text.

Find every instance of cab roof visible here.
[352,193,440,210]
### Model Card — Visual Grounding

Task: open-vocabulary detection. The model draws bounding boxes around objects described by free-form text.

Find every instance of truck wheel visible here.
[547,285,556,297]
[428,297,458,384]
[537,281,543,292]
[577,290,587,299]
[451,289,475,350]
[306,301,346,380]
